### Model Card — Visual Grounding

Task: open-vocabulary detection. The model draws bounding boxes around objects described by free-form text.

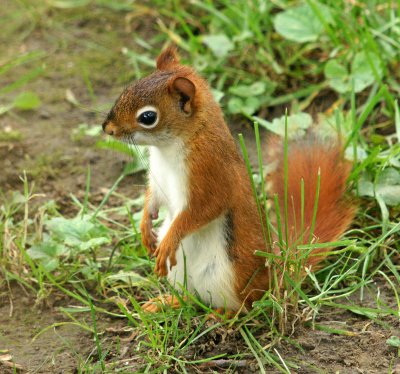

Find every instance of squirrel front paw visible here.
[141,228,158,254]
[154,241,178,277]
[140,213,158,255]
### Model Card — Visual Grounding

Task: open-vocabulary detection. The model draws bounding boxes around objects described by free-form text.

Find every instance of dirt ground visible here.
[1,2,399,373]
[1,284,399,373]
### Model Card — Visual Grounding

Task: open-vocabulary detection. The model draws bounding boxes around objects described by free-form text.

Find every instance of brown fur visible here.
[103,47,356,310]
[266,137,356,269]
[156,46,180,70]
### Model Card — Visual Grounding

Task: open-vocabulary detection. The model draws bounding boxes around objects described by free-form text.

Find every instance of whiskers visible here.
[125,133,151,171]
[77,103,109,116]
[123,133,170,203]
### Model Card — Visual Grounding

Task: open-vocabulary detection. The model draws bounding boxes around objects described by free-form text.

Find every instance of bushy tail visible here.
[267,137,356,269]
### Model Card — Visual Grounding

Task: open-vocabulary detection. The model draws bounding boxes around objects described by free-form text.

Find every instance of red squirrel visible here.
[102,47,355,312]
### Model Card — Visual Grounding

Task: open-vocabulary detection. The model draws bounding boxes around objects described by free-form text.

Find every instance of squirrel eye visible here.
[137,110,158,128]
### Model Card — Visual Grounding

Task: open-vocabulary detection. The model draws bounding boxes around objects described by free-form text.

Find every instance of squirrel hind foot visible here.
[141,294,184,313]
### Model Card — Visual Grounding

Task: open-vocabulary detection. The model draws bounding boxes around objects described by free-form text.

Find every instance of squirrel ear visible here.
[170,76,196,115]
[156,46,180,70]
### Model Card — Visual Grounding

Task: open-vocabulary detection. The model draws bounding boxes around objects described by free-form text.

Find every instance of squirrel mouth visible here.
[102,119,116,136]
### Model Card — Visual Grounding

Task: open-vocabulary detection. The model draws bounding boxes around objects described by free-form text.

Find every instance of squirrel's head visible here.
[102,46,216,146]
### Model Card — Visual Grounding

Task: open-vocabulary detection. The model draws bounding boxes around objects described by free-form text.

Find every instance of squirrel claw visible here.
[154,260,167,277]
[140,217,158,255]
[154,244,177,277]
[169,252,177,270]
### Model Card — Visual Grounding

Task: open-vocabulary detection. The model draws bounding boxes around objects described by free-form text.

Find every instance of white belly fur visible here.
[149,142,240,310]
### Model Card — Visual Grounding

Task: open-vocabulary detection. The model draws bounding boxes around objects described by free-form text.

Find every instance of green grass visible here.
[1,0,400,372]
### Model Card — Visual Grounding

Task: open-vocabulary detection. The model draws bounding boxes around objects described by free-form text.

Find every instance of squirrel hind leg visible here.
[141,294,184,313]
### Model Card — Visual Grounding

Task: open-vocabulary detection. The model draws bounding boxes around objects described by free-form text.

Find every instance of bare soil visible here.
[1,284,399,373]
[1,2,399,373]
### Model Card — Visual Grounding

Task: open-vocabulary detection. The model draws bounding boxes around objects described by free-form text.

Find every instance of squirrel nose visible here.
[102,120,114,136]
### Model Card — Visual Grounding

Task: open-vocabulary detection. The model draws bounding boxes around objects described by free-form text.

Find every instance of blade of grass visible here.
[87,293,106,372]
[239,134,267,244]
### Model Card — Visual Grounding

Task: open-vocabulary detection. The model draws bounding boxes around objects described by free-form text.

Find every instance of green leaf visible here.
[78,237,111,251]
[324,60,348,94]
[376,168,400,206]
[229,82,266,97]
[344,145,368,161]
[228,97,243,114]
[325,52,383,93]
[45,215,111,251]
[242,97,260,115]
[202,34,234,58]
[28,241,68,259]
[104,271,148,286]
[254,112,312,138]
[211,89,224,103]
[228,97,260,115]
[357,172,374,198]
[46,216,94,243]
[273,4,332,43]
[96,138,141,157]
[13,92,41,110]
[351,52,383,93]
[387,336,400,347]
[27,241,68,271]
[358,168,400,206]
